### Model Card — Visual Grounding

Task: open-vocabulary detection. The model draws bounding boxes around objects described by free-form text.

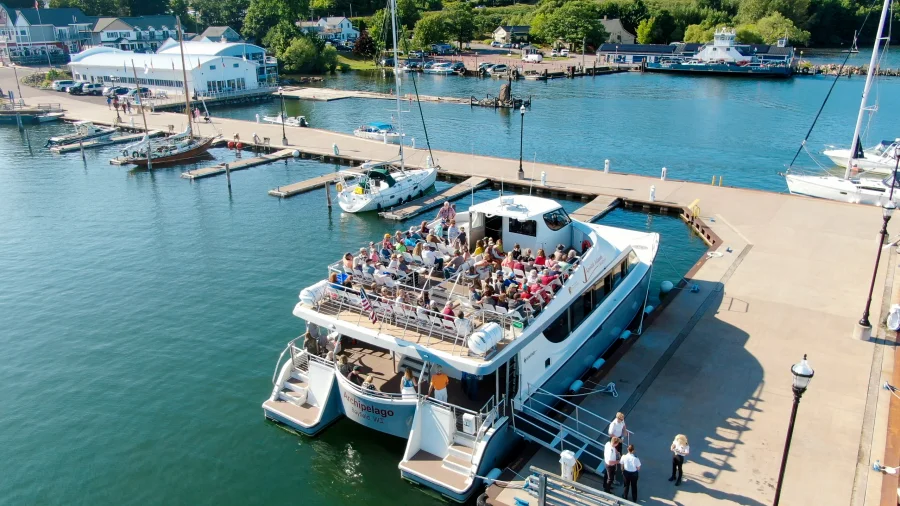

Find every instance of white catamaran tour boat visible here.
[262,194,658,502]
[46,121,117,146]
[785,0,899,204]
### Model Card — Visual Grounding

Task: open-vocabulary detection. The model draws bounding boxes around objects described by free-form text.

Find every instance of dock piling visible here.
[661,166,667,181]
[79,139,85,162]
[541,171,546,186]
[225,163,231,191]
[325,182,332,207]
[604,159,610,173]
[650,185,656,202]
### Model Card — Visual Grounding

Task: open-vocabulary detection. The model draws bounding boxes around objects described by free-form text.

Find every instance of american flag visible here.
[359,288,378,324]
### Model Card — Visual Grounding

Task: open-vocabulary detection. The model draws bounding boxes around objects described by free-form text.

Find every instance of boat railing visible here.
[271,335,303,385]
[529,466,640,506]
[423,393,506,448]
[334,364,409,400]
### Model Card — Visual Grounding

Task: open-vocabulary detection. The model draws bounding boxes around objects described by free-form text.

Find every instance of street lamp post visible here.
[278,86,288,146]
[859,200,896,329]
[518,104,525,179]
[773,355,815,506]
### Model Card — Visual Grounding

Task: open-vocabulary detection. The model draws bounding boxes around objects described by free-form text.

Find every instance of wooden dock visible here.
[379,176,490,220]
[181,149,295,180]
[268,173,341,198]
[49,130,163,154]
[569,195,620,223]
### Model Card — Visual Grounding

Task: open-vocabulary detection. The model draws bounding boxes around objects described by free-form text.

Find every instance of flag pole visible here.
[35,1,52,69]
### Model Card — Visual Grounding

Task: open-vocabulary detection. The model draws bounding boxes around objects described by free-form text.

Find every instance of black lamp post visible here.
[278,86,288,146]
[518,104,525,179]
[859,200,896,328]
[773,355,814,506]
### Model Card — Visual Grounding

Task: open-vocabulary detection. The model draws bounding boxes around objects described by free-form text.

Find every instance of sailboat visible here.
[335,0,438,213]
[114,16,215,167]
[784,0,899,205]
[842,31,860,53]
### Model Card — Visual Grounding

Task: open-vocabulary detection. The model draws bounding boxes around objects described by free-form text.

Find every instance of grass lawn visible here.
[337,52,379,71]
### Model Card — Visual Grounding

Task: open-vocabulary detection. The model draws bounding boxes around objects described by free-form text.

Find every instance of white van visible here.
[51,80,75,91]
[522,53,543,63]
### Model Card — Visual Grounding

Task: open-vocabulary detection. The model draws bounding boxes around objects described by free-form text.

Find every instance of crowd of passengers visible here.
[324,202,590,325]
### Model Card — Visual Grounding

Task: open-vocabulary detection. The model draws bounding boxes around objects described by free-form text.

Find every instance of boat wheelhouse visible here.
[263,195,659,501]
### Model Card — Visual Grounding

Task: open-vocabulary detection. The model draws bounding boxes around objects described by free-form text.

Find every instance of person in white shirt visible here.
[669,434,690,486]
[603,436,620,493]
[607,412,627,483]
[620,444,641,502]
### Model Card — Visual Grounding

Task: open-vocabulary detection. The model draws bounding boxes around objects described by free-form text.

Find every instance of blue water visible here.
[212,59,900,193]
[0,121,706,504]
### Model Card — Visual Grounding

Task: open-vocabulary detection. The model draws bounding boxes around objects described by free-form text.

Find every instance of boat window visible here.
[543,208,571,231]
[625,251,640,274]
[592,277,610,311]
[509,218,537,237]
[543,310,570,343]
[570,289,592,330]
[610,263,624,289]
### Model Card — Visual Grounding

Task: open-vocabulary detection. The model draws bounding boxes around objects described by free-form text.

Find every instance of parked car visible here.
[380,57,394,66]
[523,53,543,63]
[487,64,508,74]
[501,43,512,49]
[51,80,75,91]
[560,48,570,56]
[66,83,85,94]
[104,86,129,97]
[80,83,105,95]
[550,49,559,57]
[490,41,501,47]
[478,62,495,72]
[423,60,436,69]
[450,61,466,72]
[125,87,151,98]
[408,50,424,58]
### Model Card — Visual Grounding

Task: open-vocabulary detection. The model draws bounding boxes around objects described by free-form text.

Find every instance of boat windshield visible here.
[881,173,900,188]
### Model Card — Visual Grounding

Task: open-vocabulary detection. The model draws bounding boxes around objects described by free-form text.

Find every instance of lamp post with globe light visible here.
[518,104,525,179]
[772,355,814,506]
[859,201,896,332]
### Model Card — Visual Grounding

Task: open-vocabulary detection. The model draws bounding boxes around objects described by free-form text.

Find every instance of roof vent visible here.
[500,196,515,206]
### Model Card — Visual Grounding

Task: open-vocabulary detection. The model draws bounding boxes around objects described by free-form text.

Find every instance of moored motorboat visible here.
[822,139,900,174]
[262,113,308,128]
[335,159,438,212]
[46,120,117,146]
[354,122,402,144]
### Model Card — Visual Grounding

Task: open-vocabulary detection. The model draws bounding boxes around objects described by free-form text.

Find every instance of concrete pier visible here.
[267,173,340,198]
[5,71,898,506]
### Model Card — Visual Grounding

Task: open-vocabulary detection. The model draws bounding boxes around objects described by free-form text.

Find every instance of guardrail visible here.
[529,466,640,506]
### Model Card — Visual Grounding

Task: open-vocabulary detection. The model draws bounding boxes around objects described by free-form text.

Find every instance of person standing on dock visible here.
[603,436,621,493]
[620,445,641,502]
[106,95,112,109]
[193,107,200,122]
[669,434,690,486]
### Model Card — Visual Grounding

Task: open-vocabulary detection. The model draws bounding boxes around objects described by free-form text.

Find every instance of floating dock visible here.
[50,130,164,154]
[267,173,342,198]
[279,87,470,105]
[378,176,489,220]
[569,195,620,222]
[181,149,295,180]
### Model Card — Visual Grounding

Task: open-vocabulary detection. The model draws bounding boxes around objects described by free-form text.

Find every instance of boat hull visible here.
[48,129,116,146]
[645,62,793,78]
[353,130,401,144]
[337,167,438,213]
[785,173,899,205]
[128,136,216,167]
[335,374,417,438]
[824,148,897,174]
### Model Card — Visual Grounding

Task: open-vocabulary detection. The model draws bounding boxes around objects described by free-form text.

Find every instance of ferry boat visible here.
[645,28,793,78]
[262,194,659,501]
[46,121,117,146]
[354,122,402,144]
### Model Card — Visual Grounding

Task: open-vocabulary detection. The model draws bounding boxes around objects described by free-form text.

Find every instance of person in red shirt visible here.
[533,248,547,267]
[441,301,455,321]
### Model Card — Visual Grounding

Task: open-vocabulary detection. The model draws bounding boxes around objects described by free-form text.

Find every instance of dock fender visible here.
[888,304,900,331]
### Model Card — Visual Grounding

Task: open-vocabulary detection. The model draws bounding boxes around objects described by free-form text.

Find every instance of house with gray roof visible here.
[193,26,242,43]
[89,15,179,52]
[297,16,359,42]
[0,3,94,64]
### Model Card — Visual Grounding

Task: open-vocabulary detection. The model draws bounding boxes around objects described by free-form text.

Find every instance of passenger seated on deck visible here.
[403,231,417,248]
[419,221,430,236]
[511,244,522,260]
[469,285,482,305]
[447,219,460,245]
[473,240,485,257]
[342,252,354,272]
[533,248,547,267]
[444,250,465,278]
[356,247,370,266]
[365,259,377,275]
[442,301,455,321]
[423,244,444,271]
[362,375,377,391]
[381,234,394,253]
[394,231,404,244]
[428,365,450,403]
[521,248,534,264]
[502,252,516,270]
[411,242,424,261]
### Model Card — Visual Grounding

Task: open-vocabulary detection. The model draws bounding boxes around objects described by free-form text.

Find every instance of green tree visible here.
[369,8,389,53]
[194,0,250,34]
[321,45,339,72]
[443,1,475,47]
[262,21,301,56]
[636,17,657,43]
[243,0,308,41]
[736,0,809,25]
[412,12,447,48]
[398,0,421,28]
[683,23,714,42]
[281,37,320,73]
[755,11,811,43]
[654,9,676,43]
[735,24,764,43]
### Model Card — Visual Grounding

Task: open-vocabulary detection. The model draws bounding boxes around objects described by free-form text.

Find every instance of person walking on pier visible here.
[621,445,640,502]
[669,434,690,486]
[603,436,620,493]
[106,95,112,109]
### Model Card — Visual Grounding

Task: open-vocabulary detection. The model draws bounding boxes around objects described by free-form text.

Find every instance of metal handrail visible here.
[334,365,409,399]
[532,386,634,441]
[271,336,303,385]
[530,466,640,506]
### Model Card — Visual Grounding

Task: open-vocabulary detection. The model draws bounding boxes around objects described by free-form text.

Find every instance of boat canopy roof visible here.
[364,167,397,187]
[468,195,563,221]
[368,122,393,130]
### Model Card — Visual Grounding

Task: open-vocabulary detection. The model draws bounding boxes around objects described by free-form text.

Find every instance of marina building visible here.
[67,44,270,97]
[492,25,530,44]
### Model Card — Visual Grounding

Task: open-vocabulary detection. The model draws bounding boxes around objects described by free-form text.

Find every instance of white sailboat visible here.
[336,0,437,213]
[785,0,898,205]
[822,138,900,174]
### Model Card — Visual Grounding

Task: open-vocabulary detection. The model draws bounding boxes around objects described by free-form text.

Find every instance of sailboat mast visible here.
[176,16,193,134]
[845,0,891,179]
[389,0,404,170]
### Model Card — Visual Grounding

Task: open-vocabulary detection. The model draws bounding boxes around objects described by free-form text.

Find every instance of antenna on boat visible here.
[176,16,193,136]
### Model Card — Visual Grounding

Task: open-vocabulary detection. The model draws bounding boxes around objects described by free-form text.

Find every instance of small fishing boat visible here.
[523,71,547,81]
[34,112,65,123]
[262,113,309,128]
[46,121,117,146]
[354,122,402,144]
